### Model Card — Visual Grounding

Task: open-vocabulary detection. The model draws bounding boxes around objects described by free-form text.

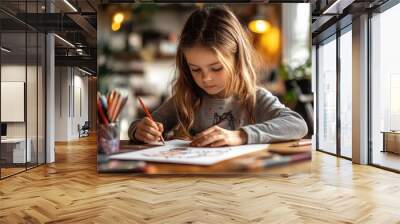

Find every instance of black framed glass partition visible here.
[315,19,353,160]
[0,0,46,179]
[0,33,28,177]
[370,1,400,172]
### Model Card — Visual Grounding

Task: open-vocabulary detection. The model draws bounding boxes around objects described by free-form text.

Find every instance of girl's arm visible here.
[128,97,178,142]
[240,88,308,144]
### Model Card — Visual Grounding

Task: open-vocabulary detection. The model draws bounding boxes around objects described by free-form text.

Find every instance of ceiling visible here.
[0,0,97,73]
[311,0,389,44]
[6,0,391,73]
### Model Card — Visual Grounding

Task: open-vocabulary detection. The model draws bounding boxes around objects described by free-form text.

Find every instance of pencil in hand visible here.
[137,97,165,145]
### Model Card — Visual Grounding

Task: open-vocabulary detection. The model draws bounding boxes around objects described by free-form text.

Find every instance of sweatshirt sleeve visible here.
[240,88,308,144]
[128,97,178,142]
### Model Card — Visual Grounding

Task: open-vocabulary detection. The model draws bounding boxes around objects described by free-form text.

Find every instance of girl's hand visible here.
[190,126,247,147]
[134,117,164,143]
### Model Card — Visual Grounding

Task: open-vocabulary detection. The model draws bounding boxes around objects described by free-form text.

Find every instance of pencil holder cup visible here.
[98,122,120,155]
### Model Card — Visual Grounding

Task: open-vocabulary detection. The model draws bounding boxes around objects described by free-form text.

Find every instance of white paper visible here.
[110,139,269,166]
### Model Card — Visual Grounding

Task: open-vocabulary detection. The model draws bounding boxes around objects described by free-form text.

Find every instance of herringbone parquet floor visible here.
[1,135,400,223]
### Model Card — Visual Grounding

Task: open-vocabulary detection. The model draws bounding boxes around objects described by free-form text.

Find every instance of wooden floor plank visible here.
[1,135,400,223]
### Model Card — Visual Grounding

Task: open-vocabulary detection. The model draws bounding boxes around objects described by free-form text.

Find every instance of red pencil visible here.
[137,97,165,145]
[97,95,109,124]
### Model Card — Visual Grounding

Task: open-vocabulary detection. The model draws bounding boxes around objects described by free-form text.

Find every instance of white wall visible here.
[72,73,89,138]
[1,64,46,164]
[54,67,89,141]
[1,65,37,138]
[55,66,69,141]
[1,65,26,140]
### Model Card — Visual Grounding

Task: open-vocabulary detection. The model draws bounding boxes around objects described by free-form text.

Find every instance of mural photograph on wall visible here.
[97,3,313,175]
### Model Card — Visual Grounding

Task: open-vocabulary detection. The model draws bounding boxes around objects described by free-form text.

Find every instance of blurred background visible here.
[98,3,312,140]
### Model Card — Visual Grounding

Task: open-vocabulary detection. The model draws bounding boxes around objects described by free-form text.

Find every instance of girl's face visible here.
[184,45,230,98]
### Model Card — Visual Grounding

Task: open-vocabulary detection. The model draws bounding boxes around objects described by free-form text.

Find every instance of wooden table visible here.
[381,131,400,154]
[98,140,312,175]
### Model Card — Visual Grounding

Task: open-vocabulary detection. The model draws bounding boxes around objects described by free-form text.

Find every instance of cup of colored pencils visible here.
[97,90,128,154]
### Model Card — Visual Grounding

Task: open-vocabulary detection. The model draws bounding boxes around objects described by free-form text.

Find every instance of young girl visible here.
[128,6,308,147]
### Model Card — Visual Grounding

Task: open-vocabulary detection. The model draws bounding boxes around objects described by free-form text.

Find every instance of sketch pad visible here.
[110,139,269,166]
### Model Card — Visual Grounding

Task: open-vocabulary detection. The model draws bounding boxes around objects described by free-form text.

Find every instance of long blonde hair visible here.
[173,6,259,137]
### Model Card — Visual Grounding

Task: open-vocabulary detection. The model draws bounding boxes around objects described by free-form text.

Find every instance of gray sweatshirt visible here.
[128,88,308,144]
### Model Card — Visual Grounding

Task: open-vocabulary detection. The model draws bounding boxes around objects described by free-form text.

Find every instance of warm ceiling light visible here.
[113,13,124,24]
[260,27,280,54]
[111,22,121,32]
[248,20,271,34]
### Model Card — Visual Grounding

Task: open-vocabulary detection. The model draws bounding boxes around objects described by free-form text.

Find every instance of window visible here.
[317,36,337,154]
[339,27,352,158]
[371,2,400,171]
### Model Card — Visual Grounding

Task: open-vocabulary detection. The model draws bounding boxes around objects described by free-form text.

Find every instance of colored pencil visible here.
[100,95,109,119]
[97,94,109,124]
[137,97,165,145]
[97,90,127,124]
[108,92,119,121]
[112,93,128,122]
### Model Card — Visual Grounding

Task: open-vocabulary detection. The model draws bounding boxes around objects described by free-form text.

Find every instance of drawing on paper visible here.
[141,147,233,159]
[109,139,269,166]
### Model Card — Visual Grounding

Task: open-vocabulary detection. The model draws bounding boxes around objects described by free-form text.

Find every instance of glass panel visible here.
[0,0,46,178]
[38,32,45,165]
[371,4,400,171]
[317,36,337,154]
[0,7,28,177]
[339,28,352,158]
[26,0,38,169]
[27,30,38,169]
